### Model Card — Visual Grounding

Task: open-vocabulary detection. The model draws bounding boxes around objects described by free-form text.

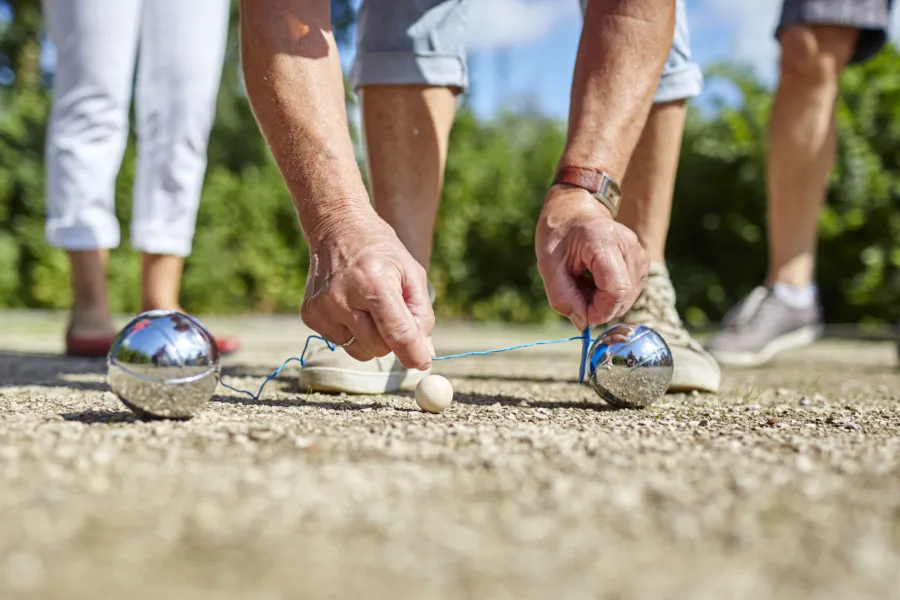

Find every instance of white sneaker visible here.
[298,342,431,395]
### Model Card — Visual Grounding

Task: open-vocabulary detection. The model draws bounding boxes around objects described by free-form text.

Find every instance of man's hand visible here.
[301,209,435,371]
[535,185,649,331]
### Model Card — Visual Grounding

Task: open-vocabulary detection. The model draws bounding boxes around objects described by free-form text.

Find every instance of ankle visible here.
[141,300,182,313]
[68,306,115,336]
[766,260,814,291]
[772,281,817,309]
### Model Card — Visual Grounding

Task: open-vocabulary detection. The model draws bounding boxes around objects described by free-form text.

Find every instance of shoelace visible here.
[619,274,697,348]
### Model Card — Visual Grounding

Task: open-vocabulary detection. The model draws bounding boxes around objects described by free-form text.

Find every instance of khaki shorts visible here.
[349,0,704,104]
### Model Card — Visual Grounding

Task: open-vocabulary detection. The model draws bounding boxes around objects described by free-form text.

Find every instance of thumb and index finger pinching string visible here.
[218,327,595,401]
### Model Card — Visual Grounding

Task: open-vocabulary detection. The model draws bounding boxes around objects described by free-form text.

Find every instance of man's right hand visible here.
[301,209,436,371]
[535,184,649,331]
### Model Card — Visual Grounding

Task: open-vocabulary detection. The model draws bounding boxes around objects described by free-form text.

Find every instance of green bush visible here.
[431,109,566,323]
[1,2,899,326]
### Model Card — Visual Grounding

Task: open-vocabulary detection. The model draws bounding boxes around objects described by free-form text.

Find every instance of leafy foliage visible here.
[0,2,898,326]
[432,109,566,322]
[669,53,900,327]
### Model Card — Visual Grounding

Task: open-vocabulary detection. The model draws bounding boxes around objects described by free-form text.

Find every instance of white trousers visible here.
[43,0,230,257]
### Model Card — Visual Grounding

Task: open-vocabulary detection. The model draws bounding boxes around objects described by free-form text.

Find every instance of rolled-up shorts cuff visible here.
[45,223,120,251]
[652,0,704,103]
[655,63,704,103]
[349,52,468,91]
[130,227,193,258]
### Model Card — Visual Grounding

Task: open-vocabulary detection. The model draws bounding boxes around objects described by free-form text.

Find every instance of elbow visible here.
[238,0,334,74]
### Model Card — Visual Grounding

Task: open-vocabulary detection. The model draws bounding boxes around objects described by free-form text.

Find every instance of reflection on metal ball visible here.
[107,310,220,419]
[587,323,673,408]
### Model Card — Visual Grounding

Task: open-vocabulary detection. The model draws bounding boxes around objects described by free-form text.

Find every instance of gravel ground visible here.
[1,311,900,600]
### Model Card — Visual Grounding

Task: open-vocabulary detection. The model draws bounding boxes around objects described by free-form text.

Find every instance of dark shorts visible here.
[777,0,895,63]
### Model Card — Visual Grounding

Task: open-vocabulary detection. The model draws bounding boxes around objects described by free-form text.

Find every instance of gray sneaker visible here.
[297,281,436,395]
[704,285,823,367]
[611,261,721,393]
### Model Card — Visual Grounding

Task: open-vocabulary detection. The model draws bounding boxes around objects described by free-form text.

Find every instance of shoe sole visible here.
[668,369,720,394]
[707,325,823,367]
[667,348,721,394]
[298,366,431,395]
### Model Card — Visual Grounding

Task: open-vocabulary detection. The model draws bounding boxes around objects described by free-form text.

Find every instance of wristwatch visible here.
[552,166,622,218]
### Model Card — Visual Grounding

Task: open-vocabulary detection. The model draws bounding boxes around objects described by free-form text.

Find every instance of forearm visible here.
[239,0,370,242]
[560,0,676,181]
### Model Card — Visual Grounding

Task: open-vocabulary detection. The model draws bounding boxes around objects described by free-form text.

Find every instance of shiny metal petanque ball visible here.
[587,323,674,408]
[107,310,220,419]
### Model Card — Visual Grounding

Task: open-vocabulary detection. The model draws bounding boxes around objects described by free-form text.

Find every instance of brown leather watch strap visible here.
[552,166,622,218]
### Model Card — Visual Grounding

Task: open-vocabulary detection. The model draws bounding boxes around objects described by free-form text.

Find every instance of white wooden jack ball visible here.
[415,374,454,413]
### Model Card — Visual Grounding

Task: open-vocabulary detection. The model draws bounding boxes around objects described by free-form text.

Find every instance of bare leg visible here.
[358,85,458,269]
[140,253,184,311]
[617,100,686,262]
[67,250,116,337]
[766,25,858,288]
[68,251,185,329]
[704,25,858,367]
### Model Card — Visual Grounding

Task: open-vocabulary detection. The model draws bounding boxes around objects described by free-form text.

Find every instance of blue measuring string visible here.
[218,327,594,401]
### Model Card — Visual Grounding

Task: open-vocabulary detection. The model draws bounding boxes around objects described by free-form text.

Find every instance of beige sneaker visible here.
[298,281,435,395]
[611,261,721,393]
[298,341,431,395]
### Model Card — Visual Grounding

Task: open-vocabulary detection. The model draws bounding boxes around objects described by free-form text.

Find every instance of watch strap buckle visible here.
[552,166,622,218]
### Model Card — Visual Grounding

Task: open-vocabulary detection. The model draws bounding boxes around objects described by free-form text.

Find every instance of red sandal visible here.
[214,336,241,355]
[66,334,118,357]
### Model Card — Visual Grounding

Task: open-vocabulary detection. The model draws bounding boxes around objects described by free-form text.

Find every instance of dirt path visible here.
[1,311,899,599]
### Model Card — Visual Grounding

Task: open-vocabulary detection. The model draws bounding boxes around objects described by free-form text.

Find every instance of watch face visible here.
[600,177,621,208]
[588,175,620,217]
[606,181,622,206]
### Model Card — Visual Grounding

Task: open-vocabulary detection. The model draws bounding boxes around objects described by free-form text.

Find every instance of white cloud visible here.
[465,0,581,53]
[693,0,782,83]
